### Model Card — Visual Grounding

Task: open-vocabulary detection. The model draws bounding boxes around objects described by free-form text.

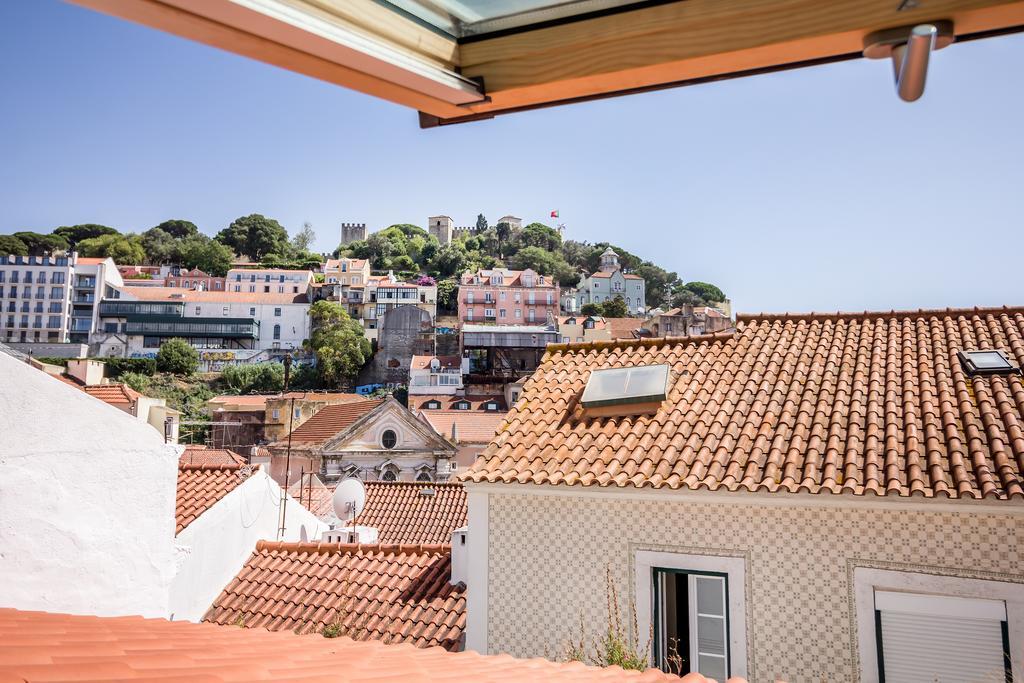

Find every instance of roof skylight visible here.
[581,364,669,415]
[957,349,1020,377]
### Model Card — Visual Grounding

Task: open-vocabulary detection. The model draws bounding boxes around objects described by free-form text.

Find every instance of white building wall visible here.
[169,468,327,621]
[0,352,180,618]
[0,254,74,343]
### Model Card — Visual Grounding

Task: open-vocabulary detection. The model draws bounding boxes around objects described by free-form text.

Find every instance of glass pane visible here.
[968,351,1011,369]
[696,615,726,655]
[384,0,646,37]
[697,654,727,681]
[695,576,725,616]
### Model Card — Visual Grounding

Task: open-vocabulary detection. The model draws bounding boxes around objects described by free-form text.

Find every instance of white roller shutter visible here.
[875,591,1008,683]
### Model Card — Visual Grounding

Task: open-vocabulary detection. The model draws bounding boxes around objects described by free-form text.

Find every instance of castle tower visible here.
[340,222,367,245]
[428,215,454,245]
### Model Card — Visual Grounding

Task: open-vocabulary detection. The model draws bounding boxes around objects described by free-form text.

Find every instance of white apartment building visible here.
[408,355,469,395]
[225,268,313,294]
[361,272,437,342]
[0,252,121,345]
[94,286,311,359]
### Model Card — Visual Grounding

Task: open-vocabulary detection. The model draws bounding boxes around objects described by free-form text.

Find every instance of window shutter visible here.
[689,575,728,681]
[876,591,1007,683]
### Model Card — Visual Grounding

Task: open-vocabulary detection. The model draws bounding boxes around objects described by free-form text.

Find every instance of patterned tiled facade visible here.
[484,490,1024,683]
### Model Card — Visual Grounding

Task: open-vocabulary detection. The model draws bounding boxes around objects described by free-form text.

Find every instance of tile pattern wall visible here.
[486,492,1024,683]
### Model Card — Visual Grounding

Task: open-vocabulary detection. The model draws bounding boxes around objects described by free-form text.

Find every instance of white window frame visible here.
[854,567,1024,683]
[635,550,748,678]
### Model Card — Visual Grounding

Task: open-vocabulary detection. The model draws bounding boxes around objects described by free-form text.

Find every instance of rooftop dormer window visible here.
[455,400,470,410]
[958,349,1020,377]
[581,364,670,418]
[424,400,441,409]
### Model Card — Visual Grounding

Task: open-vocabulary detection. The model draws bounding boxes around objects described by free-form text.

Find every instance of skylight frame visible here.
[580,363,670,410]
[957,349,1021,377]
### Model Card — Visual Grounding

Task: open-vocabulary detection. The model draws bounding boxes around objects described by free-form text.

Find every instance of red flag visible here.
[550,210,559,218]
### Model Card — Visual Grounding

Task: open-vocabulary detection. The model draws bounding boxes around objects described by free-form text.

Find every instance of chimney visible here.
[67,358,105,386]
[450,526,468,586]
[450,421,459,443]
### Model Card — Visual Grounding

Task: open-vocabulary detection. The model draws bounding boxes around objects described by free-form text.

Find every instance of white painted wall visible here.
[169,467,327,622]
[0,351,180,618]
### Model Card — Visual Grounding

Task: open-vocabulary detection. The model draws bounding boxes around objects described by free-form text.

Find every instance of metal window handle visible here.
[863,20,954,102]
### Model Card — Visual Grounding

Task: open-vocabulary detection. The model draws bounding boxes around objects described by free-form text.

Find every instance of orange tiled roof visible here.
[409,394,506,411]
[464,306,1024,500]
[605,317,644,339]
[0,607,691,682]
[352,482,467,544]
[421,410,507,444]
[204,542,466,650]
[82,383,142,406]
[277,399,382,446]
[180,445,248,466]
[411,355,462,370]
[75,256,106,265]
[209,394,270,408]
[176,463,251,534]
[122,286,307,304]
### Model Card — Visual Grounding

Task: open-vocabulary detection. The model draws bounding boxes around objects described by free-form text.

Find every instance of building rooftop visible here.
[275,399,383,446]
[75,256,106,265]
[121,286,308,304]
[180,445,248,467]
[411,355,462,370]
[288,474,336,519]
[324,258,368,270]
[604,317,644,339]
[208,394,271,408]
[410,394,507,412]
[464,306,1024,500]
[82,383,142,407]
[351,482,467,545]
[204,542,466,650]
[420,410,507,445]
[176,463,252,534]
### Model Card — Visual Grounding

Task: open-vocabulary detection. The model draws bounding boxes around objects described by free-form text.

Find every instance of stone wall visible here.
[357,305,434,386]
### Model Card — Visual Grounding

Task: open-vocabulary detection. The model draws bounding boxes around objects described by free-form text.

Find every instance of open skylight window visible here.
[957,349,1020,377]
[580,364,669,417]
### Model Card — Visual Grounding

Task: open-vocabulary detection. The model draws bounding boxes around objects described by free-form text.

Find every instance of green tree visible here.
[683,281,726,303]
[13,232,69,255]
[291,221,316,252]
[580,303,602,316]
[140,227,178,264]
[430,242,470,278]
[216,214,289,260]
[156,338,199,375]
[306,301,371,387]
[494,221,512,258]
[221,362,285,393]
[364,231,401,269]
[635,263,679,309]
[53,224,118,248]
[384,223,428,239]
[391,254,416,272]
[514,222,562,253]
[436,278,458,313]
[76,233,146,264]
[0,235,28,256]
[510,245,561,275]
[671,289,705,308]
[150,219,199,239]
[601,295,629,318]
[176,235,233,276]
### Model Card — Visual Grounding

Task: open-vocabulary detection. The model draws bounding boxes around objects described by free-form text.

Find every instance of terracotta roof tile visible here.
[420,410,507,444]
[177,463,253,533]
[0,608,687,681]
[205,542,467,650]
[463,306,1024,500]
[209,394,270,407]
[181,445,248,466]
[277,400,382,446]
[81,383,142,406]
[75,257,106,265]
[351,482,467,544]
[604,317,644,339]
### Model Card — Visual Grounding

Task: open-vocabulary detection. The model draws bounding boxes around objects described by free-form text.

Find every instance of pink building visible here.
[458,267,559,325]
[165,268,226,291]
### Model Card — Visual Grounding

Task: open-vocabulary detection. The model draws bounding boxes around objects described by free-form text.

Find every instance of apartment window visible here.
[455,400,470,410]
[515,309,521,318]
[381,429,397,449]
[271,409,280,420]
[264,286,270,293]
[528,309,536,322]
[264,274,271,282]
[467,292,475,304]
[614,281,622,291]
[547,293,553,305]
[278,286,284,293]
[273,324,281,340]
[5,316,12,327]
[562,336,570,343]
[466,309,473,320]
[293,286,299,293]
[854,568,1022,683]
[485,308,496,318]
[499,309,506,318]
[52,273,64,284]
[222,306,229,316]
[24,272,32,283]
[19,315,28,327]
[9,286,16,298]
[0,272,4,283]
[249,307,256,316]
[294,407,301,419]
[249,285,255,293]
[274,307,282,317]
[195,306,201,315]
[36,286,44,298]
[250,274,256,282]
[637,551,747,679]
[37,272,46,284]
[500,291,506,301]
[234,285,241,292]
[103,322,118,333]
[528,292,536,304]
[47,316,61,329]
[278,275,285,283]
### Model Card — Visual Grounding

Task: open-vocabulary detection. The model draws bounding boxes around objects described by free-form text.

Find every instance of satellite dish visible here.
[332,478,366,521]
[429,357,440,371]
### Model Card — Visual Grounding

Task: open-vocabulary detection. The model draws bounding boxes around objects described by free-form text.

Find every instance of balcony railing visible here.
[70,318,92,332]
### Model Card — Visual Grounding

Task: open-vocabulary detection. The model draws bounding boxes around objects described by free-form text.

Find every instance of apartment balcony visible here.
[75,278,96,289]
[99,300,185,317]
[70,318,92,333]
[73,294,96,304]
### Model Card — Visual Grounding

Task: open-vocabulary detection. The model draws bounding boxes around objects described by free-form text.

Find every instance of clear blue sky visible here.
[1,1,1022,314]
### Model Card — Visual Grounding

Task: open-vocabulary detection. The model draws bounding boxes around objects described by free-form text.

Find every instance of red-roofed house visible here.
[574,248,646,315]
[269,397,456,485]
[460,305,1024,681]
[409,354,468,395]
[459,266,559,325]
